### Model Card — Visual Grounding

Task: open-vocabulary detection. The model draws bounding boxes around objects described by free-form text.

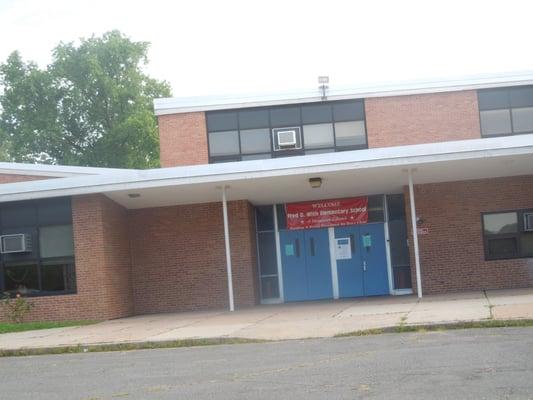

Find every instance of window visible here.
[482,210,533,260]
[478,86,533,137]
[255,206,280,301]
[206,100,367,163]
[0,197,76,296]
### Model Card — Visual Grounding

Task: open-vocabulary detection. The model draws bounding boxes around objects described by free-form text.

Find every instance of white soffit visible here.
[0,134,532,207]
[154,71,533,115]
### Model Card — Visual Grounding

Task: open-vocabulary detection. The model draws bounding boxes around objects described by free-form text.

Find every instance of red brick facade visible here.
[129,200,258,314]
[158,112,209,167]
[405,175,533,295]
[365,90,481,148]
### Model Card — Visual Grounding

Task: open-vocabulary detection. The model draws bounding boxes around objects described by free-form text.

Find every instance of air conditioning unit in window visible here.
[0,234,32,254]
[273,127,302,151]
[524,213,533,231]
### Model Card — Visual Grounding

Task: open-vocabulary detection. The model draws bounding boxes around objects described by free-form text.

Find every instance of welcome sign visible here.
[286,197,369,230]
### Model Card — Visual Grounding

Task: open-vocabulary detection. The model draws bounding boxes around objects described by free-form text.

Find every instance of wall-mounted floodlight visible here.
[318,76,329,100]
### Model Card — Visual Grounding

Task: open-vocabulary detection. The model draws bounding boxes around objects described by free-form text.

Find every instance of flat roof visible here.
[0,134,532,208]
[154,71,533,115]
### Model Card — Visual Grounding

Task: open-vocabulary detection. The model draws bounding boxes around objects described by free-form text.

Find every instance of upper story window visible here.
[478,86,533,137]
[206,100,367,163]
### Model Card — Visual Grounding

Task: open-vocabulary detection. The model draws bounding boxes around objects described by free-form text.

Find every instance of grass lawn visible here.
[0,320,97,334]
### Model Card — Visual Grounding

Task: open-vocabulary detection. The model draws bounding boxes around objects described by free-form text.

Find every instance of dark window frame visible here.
[481,209,533,261]
[478,86,533,138]
[0,198,77,298]
[206,99,368,163]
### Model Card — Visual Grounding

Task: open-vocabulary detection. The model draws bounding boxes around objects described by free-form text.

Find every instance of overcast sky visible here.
[1,0,532,98]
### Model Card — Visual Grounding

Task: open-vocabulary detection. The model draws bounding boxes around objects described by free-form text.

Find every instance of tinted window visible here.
[335,121,366,146]
[333,101,364,121]
[301,103,332,124]
[483,212,518,234]
[511,107,533,133]
[208,131,239,156]
[270,107,300,127]
[207,112,238,131]
[303,123,334,149]
[239,109,269,129]
[479,110,512,136]
[240,129,270,154]
[478,88,509,110]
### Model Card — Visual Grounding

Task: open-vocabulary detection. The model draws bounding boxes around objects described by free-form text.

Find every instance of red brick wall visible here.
[0,173,52,184]
[129,200,258,314]
[405,175,533,295]
[158,112,209,167]
[0,194,134,322]
[365,90,481,148]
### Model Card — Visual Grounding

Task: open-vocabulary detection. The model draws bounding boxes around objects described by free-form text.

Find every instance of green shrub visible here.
[1,293,33,323]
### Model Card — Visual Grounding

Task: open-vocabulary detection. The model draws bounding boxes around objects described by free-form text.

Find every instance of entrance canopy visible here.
[0,134,532,207]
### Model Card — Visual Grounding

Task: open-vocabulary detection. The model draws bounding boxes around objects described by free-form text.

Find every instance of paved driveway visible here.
[0,288,532,350]
[2,327,533,399]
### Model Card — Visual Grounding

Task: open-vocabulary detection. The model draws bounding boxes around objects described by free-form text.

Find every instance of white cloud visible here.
[1,0,532,97]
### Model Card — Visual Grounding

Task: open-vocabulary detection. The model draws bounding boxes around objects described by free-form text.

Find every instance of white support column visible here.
[221,186,235,311]
[408,169,423,298]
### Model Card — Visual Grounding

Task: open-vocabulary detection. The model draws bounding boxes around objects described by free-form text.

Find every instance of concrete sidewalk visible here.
[1,288,532,351]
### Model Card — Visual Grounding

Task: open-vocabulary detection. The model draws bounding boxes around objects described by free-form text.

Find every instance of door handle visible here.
[309,237,315,256]
[363,260,367,271]
[349,234,355,252]
[295,239,300,258]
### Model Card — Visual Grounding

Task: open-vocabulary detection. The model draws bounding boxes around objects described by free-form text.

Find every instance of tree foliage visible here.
[0,31,171,168]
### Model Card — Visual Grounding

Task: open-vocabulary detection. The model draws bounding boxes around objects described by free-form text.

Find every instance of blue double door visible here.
[280,223,389,302]
[280,228,333,302]
[334,223,390,297]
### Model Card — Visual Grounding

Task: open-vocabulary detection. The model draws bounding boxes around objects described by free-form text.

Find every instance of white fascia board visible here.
[0,162,139,178]
[154,71,533,115]
[1,134,532,203]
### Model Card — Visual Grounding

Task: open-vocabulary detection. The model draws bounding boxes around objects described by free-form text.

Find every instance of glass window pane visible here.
[41,261,75,292]
[206,112,238,131]
[4,263,39,294]
[301,104,332,124]
[240,128,270,154]
[238,109,269,129]
[387,194,406,221]
[39,225,74,258]
[510,86,533,108]
[261,276,280,299]
[38,198,72,225]
[334,121,366,146]
[208,131,239,156]
[521,232,533,257]
[276,204,287,230]
[488,237,518,258]
[270,107,300,127]
[511,107,533,133]
[480,109,512,136]
[1,204,37,228]
[303,123,334,149]
[258,231,277,276]
[393,265,412,290]
[41,264,65,291]
[478,88,510,110]
[255,206,274,231]
[333,100,364,121]
[483,213,518,234]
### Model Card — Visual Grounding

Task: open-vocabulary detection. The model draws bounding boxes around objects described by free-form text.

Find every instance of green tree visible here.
[0,31,171,168]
